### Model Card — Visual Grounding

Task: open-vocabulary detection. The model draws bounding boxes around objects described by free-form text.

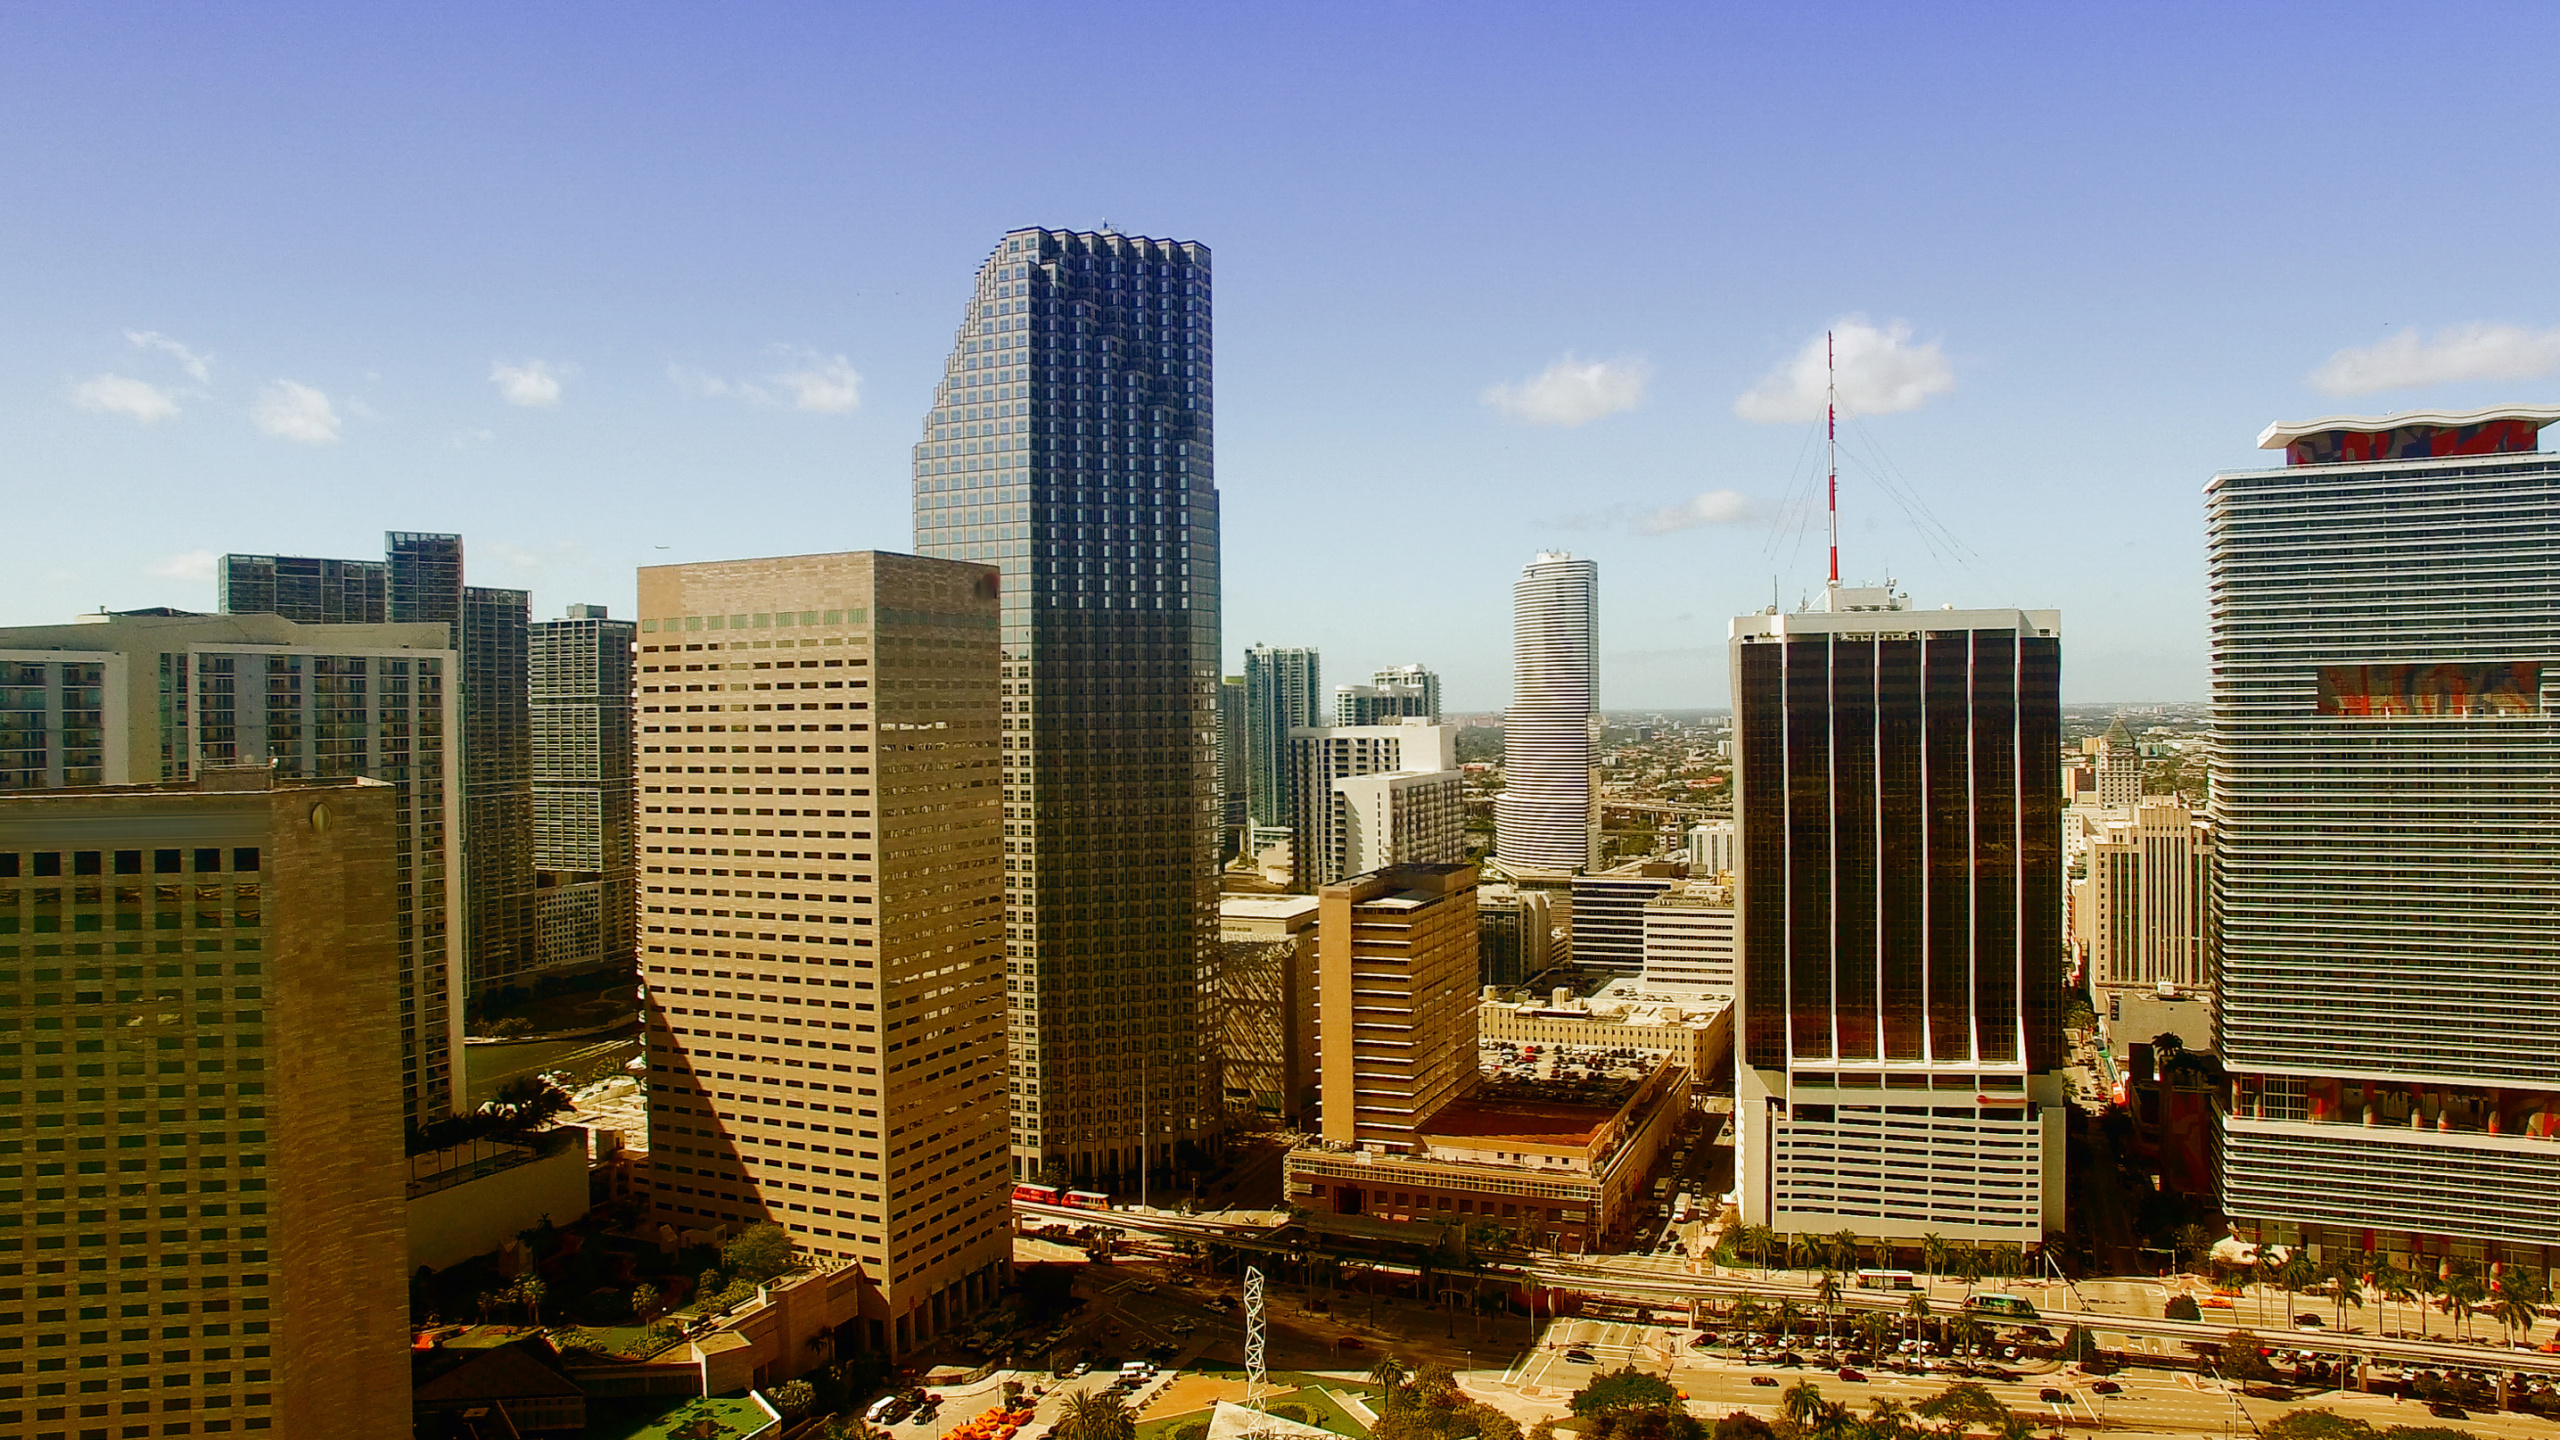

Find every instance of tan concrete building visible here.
[0,771,413,1439]
[1215,894,1320,1125]
[633,551,1009,1358]
[2074,799,2214,1021]
[0,610,464,1129]
[1288,1057,1690,1253]
[1317,863,1479,1150]
[1477,983,1732,1083]
[1640,880,1735,996]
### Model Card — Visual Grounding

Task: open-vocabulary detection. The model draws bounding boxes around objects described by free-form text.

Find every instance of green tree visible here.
[1830,1230,1862,1272]
[723,1222,797,1285]
[1814,1271,1843,1347]
[1714,1415,1777,1440]
[2055,1326,2099,1364]
[1572,1367,1682,1417]
[2440,1265,2488,1342]
[1921,1233,1949,1282]
[2216,1330,2275,1383]
[1058,1389,1137,1440]
[630,1282,660,1322]
[1914,1382,2011,1437]
[513,1275,546,1327]
[697,1268,726,1304]
[1368,1354,1412,1397]
[2260,1411,2379,1440]
[2166,1293,2202,1321]
[2490,1268,2544,1346]
[2174,1223,2215,1274]
[769,1379,816,1418]
[1863,1398,1919,1440]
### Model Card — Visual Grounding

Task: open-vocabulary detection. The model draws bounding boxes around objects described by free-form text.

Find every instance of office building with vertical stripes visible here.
[1730,583,2067,1243]
[1495,552,1599,873]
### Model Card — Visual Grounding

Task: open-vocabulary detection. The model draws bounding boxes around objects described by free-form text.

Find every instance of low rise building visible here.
[1287,1055,1690,1253]
[1567,860,1687,973]
[1475,883,1557,988]
[1641,880,1735,997]
[1476,981,1731,1084]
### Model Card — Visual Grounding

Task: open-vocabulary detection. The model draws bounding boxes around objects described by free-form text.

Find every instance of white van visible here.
[1118,1361,1156,1386]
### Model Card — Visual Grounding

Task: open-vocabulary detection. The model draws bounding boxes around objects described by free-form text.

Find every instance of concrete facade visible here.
[1285,721,1462,892]
[1317,864,1480,1151]
[0,610,465,1128]
[1215,894,1321,1125]
[633,552,1009,1358]
[0,773,413,1438]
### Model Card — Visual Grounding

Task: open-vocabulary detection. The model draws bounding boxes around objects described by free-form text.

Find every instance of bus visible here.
[1966,1294,2039,1320]
[1672,1192,1696,1224]
[1855,1269,1919,1291]
[1011,1183,1063,1206]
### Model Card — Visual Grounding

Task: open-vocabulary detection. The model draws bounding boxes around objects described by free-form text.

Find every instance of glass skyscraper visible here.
[912,226,1220,1189]
[2212,405,2560,1258]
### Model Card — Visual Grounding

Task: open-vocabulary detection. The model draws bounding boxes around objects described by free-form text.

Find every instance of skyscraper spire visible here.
[1827,329,1840,587]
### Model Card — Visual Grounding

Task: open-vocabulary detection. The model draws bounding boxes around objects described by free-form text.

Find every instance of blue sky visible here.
[8,2,2557,709]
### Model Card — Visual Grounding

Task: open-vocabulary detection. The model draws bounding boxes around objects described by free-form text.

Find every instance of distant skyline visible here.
[8,3,2559,708]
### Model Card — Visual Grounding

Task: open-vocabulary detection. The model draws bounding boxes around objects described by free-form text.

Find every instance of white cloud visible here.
[451,428,495,450]
[2308,323,2560,396]
[490,359,567,408]
[125,330,211,382]
[1735,318,1954,423]
[147,549,218,582]
[252,380,340,443]
[72,374,180,423]
[775,349,861,413]
[1637,489,1760,534]
[1482,354,1650,427]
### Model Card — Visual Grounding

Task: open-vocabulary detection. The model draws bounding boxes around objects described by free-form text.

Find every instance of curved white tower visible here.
[1495,551,1599,871]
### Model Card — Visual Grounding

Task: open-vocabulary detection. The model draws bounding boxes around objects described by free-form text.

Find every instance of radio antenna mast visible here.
[1827,329,1839,587]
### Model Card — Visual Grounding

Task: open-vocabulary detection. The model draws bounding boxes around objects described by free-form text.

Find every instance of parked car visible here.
[2294,1314,2325,1328]
[1564,1348,1598,1364]
[2039,1389,2066,1404]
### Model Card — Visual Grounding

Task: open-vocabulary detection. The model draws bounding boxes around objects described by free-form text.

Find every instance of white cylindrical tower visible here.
[1495,551,1599,871]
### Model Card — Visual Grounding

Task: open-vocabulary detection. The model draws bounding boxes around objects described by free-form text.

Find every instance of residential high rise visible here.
[1285,720,1463,891]
[1316,863,1480,1149]
[220,534,537,991]
[532,604,639,973]
[1475,883,1556,988]
[2095,715,2142,809]
[1687,819,1737,879]
[910,226,1220,1190]
[1334,664,1441,727]
[634,551,1009,1356]
[1244,644,1322,832]
[2076,799,2213,1017]
[0,770,414,1439]
[1731,583,2067,1244]
[0,610,463,1127]
[2211,405,2560,1260]
[1495,552,1599,873]
[1217,675,1247,856]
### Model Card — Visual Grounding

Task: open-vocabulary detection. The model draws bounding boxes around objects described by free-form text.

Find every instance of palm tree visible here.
[1732,1292,1767,1333]
[1058,1390,1136,1440]
[2276,1249,2318,1329]
[1780,1380,1829,1430]
[2442,1265,2488,1342]
[1775,1297,1804,1345]
[1954,1244,1983,1298]
[1854,1309,1896,1361]
[1789,1233,1820,1273]
[1366,1355,1409,1395]
[1903,1290,1933,1355]
[1865,1397,1919,1440]
[1831,1229,1863,1274]
[1741,1223,1780,1276]
[1949,1313,1988,1362]
[2491,1274,2541,1347]
[2371,1259,2415,1340]
[2250,1242,2282,1326]
[1921,1233,1949,1284]
[2173,1223,2214,1276]
[1814,1270,1844,1347]
[2327,1255,2365,1332]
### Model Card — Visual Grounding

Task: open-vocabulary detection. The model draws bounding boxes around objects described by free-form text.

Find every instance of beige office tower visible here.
[0,611,464,1130]
[1317,863,1480,1150]
[0,771,411,1440]
[633,552,1008,1358]
[2077,799,2214,1011]
[1215,894,1321,1126]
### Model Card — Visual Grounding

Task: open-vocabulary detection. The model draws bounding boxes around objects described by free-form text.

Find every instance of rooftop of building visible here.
[1481,976,1729,1028]
[1423,1049,1679,1148]
[1218,893,1321,921]
[0,768,390,800]
[2255,403,2560,456]
[1645,879,1734,910]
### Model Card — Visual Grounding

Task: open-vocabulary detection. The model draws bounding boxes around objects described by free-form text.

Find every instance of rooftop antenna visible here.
[1827,329,1840,587]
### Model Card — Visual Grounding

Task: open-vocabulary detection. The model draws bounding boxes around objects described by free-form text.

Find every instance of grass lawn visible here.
[1135,1379,1380,1440]
[587,1393,777,1439]
[553,1323,684,1363]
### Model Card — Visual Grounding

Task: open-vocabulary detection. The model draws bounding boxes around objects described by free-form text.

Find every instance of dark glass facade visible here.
[1737,626,2063,1074]
[913,227,1220,1188]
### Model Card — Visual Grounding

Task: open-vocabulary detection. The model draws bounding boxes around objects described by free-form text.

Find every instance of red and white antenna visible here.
[1826,329,1839,586]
